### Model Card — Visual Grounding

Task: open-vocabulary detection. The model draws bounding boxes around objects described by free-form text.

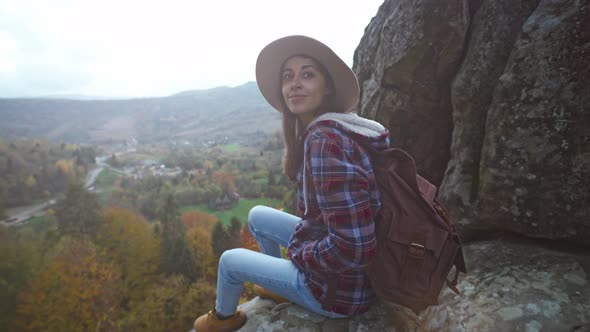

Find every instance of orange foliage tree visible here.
[181,210,217,231]
[240,223,260,252]
[55,159,76,177]
[16,239,120,332]
[121,275,215,332]
[212,170,236,195]
[181,210,218,281]
[239,224,260,302]
[97,207,160,303]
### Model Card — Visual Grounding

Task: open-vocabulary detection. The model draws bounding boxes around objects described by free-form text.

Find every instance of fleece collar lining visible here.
[308,112,386,138]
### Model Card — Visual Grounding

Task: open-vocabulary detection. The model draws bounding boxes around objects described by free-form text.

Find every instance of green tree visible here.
[268,169,276,186]
[211,222,227,257]
[229,217,242,241]
[0,226,47,332]
[78,147,96,165]
[211,217,242,257]
[281,187,298,215]
[55,183,102,239]
[138,192,160,220]
[159,195,197,282]
[107,154,120,168]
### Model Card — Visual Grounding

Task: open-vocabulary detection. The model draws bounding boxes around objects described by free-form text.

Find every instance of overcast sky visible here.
[0,0,383,98]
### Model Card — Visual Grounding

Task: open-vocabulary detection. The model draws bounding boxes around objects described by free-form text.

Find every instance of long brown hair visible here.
[280,55,338,181]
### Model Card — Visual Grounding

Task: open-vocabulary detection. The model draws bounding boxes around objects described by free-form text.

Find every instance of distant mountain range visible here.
[0,82,281,145]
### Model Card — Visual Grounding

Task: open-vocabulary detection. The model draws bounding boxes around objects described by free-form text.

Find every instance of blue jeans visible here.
[214,205,346,319]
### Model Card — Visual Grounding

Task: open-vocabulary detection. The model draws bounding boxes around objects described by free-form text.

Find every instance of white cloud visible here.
[0,31,17,73]
[0,0,383,97]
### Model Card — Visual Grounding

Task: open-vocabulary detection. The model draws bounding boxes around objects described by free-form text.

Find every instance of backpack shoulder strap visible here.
[364,146,420,194]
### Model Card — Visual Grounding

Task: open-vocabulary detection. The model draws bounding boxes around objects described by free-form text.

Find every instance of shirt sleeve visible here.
[290,134,377,273]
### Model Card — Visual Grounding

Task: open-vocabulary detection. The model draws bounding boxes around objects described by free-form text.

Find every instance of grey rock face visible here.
[420,239,590,331]
[355,0,590,244]
[235,295,413,332]
[474,0,590,243]
[438,0,538,223]
[353,0,470,185]
[232,240,589,332]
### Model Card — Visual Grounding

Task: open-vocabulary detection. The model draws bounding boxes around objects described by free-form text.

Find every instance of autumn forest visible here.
[0,131,293,331]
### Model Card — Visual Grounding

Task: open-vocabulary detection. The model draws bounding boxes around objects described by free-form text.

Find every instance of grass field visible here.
[94,169,120,192]
[180,198,282,225]
[122,152,165,162]
[21,214,56,233]
[220,143,241,153]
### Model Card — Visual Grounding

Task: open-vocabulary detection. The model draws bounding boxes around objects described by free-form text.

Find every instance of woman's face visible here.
[281,56,331,118]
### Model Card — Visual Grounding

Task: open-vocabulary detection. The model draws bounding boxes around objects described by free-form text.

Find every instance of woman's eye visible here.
[282,73,293,81]
[302,71,315,79]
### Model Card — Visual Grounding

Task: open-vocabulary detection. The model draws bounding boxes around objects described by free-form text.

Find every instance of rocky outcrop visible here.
[438,0,538,226]
[473,0,590,243]
[233,240,589,331]
[235,298,397,332]
[353,0,470,185]
[353,0,590,244]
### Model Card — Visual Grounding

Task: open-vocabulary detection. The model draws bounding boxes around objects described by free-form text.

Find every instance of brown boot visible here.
[253,284,290,304]
[193,309,247,332]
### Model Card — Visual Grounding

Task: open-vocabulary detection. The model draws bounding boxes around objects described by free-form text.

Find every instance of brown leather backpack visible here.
[365,147,467,313]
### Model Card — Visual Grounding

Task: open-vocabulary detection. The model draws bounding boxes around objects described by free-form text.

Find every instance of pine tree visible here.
[211,217,242,257]
[228,217,242,244]
[267,170,276,186]
[55,182,102,239]
[159,195,198,282]
[211,222,227,258]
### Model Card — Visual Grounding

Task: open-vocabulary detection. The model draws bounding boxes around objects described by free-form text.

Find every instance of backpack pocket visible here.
[387,215,451,295]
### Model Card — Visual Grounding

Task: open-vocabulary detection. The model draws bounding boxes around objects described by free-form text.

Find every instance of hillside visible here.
[0,82,281,145]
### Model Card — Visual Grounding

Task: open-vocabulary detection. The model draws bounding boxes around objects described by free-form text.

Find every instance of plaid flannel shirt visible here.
[287,115,390,316]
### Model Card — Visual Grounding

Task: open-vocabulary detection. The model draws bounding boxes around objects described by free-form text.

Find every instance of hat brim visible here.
[256,35,359,113]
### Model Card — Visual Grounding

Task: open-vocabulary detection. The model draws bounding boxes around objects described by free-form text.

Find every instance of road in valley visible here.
[1,155,111,227]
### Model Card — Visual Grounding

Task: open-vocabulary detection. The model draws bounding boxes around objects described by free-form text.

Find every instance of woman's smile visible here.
[288,94,307,102]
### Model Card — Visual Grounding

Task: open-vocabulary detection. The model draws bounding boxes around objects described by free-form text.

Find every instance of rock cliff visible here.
[353,0,589,245]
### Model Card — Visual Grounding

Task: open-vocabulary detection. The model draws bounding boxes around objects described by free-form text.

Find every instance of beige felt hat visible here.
[255,35,359,113]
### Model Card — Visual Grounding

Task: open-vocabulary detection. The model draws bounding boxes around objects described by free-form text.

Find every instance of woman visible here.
[194,35,389,332]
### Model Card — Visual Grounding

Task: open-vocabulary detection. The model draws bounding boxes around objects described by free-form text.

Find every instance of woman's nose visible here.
[290,77,302,89]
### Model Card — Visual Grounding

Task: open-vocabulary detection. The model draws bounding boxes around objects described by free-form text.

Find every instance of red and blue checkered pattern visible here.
[287,118,390,316]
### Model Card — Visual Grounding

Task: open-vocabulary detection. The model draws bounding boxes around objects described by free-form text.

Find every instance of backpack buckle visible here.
[408,242,425,257]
